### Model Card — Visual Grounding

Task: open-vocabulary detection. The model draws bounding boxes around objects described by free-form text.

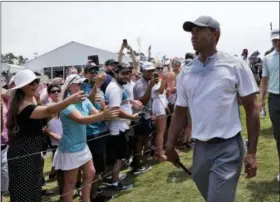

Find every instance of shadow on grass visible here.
[102,171,136,199]
[246,179,280,202]
[166,169,192,184]
[260,126,274,139]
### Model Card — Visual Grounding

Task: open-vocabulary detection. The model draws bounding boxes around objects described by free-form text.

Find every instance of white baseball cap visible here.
[271,29,280,40]
[142,62,155,71]
[10,69,39,90]
[63,74,88,87]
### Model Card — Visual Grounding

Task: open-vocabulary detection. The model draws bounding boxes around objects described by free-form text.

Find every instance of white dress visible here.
[151,82,168,117]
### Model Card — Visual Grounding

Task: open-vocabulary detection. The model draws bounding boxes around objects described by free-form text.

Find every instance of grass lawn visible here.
[4,105,280,202]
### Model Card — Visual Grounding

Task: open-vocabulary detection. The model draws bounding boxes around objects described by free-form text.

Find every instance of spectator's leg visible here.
[81,160,95,202]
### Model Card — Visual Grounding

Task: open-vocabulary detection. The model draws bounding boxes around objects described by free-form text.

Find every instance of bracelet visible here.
[246,154,256,157]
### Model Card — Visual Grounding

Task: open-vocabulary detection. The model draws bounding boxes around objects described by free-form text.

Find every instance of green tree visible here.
[17,55,28,65]
[1,53,28,65]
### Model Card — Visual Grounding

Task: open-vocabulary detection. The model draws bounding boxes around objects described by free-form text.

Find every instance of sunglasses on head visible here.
[50,89,61,94]
[28,79,40,85]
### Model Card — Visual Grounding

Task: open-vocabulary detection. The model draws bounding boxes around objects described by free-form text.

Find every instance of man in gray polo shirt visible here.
[167,16,260,202]
[260,29,280,182]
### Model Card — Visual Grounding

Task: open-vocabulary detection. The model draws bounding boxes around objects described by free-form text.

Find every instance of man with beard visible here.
[100,59,119,94]
[166,16,260,202]
[132,62,156,175]
[103,63,139,191]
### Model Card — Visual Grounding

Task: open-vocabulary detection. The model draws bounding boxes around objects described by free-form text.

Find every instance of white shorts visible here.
[1,146,9,192]
[53,145,92,171]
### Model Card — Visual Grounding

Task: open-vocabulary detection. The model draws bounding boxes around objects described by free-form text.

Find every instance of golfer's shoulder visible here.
[217,52,247,69]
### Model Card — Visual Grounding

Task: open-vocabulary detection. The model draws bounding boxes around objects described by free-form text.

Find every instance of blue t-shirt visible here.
[82,82,107,136]
[100,74,112,93]
[81,82,93,95]
[59,98,94,153]
[86,102,107,137]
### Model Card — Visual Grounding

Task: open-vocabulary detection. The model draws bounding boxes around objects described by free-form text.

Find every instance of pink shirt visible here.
[1,100,8,145]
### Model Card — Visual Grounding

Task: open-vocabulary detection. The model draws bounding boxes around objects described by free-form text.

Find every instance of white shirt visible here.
[105,78,132,135]
[176,52,258,141]
[151,82,168,105]
[48,117,63,146]
[124,80,135,100]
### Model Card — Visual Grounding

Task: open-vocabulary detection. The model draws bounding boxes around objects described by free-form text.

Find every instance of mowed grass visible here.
[4,104,280,202]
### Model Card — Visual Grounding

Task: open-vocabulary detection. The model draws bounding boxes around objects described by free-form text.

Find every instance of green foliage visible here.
[1,53,28,65]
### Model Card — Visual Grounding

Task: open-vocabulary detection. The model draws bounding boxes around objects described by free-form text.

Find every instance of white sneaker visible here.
[277,174,280,183]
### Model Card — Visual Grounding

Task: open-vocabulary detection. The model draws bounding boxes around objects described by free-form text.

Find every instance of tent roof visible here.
[23,41,131,73]
[1,63,27,73]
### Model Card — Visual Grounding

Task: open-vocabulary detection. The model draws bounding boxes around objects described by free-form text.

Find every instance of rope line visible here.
[6,114,173,162]
[59,135,185,198]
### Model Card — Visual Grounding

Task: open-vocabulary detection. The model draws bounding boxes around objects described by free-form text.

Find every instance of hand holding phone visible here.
[153,72,159,83]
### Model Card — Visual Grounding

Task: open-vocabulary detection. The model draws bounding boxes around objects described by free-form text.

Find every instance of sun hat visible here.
[10,69,39,90]
[8,75,15,87]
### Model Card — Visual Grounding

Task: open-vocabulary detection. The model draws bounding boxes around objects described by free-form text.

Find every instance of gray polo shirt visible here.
[133,77,152,119]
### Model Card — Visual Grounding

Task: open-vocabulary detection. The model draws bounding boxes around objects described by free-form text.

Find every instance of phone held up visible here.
[123,39,127,45]
[153,72,159,83]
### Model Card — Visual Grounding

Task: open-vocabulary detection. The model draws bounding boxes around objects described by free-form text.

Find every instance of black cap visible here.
[114,63,132,73]
[84,62,99,74]
[105,59,119,66]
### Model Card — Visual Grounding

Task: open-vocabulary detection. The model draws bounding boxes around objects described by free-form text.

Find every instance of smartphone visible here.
[153,72,159,83]
[123,39,127,45]
[138,112,145,117]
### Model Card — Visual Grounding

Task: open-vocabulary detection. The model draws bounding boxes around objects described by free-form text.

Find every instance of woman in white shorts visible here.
[151,66,168,161]
[53,74,119,202]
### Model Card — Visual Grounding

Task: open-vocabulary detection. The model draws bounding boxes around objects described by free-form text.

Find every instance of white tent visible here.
[23,41,132,74]
[1,63,27,73]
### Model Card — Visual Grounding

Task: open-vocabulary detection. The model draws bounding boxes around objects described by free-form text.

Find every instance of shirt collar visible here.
[193,52,219,66]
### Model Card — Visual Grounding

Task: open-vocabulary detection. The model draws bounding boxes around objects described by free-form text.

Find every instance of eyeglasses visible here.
[28,79,40,86]
[50,89,61,94]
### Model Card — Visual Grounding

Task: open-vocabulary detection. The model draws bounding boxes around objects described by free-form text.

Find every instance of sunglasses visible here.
[50,89,61,94]
[28,79,40,86]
